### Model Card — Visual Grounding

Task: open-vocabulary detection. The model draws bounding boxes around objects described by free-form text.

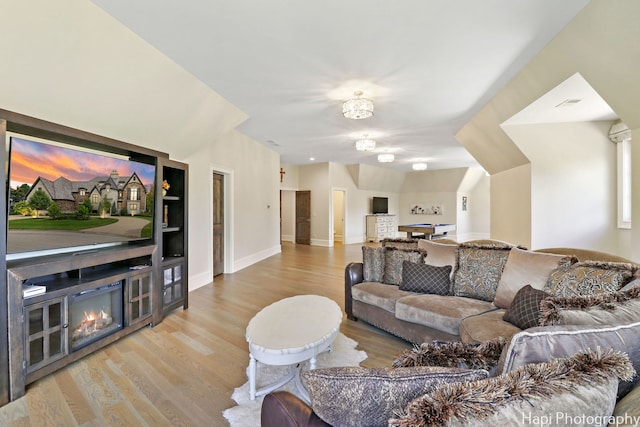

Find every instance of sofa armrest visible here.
[345,262,364,320]
[261,391,331,427]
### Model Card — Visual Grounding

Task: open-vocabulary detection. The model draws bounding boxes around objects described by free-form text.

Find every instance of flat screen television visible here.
[372,197,388,214]
[5,133,157,260]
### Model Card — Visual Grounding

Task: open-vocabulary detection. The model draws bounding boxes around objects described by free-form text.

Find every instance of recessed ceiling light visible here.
[412,162,427,171]
[378,153,394,163]
[309,157,315,161]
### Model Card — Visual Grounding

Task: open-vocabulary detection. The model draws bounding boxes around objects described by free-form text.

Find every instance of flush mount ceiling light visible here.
[355,134,376,151]
[378,153,394,163]
[342,91,374,120]
[412,162,427,171]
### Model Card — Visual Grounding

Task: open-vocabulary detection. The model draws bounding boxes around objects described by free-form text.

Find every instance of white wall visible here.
[201,129,282,284]
[491,164,532,248]
[468,175,491,241]
[502,121,618,253]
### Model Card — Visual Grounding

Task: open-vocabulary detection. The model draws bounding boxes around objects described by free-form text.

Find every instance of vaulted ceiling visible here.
[91,0,592,171]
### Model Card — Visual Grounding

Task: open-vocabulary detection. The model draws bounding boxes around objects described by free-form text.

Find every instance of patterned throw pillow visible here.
[362,246,385,282]
[399,261,451,295]
[502,285,550,330]
[544,261,637,297]
[453,244,512,302]
[303,366,489,427]
[383,247,425,286]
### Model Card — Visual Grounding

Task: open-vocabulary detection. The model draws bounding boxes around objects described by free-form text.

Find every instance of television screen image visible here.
[372,197,388,214]
[6,135,157,259]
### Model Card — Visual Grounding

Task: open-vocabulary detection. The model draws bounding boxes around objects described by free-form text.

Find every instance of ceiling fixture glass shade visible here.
[342,91,374,120]
[608,119,631,143]
[377,153,394,163]
[412,162,427,171]
[355,137,376,151]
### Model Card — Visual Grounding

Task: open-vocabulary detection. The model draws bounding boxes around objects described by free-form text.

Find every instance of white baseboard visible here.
[233,245,282,272]
[281,234,294,242]
[311,239,331,247]
[189,271,212,292]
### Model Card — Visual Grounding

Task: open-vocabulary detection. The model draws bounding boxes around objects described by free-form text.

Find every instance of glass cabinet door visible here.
[24,297,68,373]
[128,271,152,325]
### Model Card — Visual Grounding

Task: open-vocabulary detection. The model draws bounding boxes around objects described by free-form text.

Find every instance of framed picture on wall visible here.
[410,203,443,215]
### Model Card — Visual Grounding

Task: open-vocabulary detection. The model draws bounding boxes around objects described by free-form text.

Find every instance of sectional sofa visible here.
[261,239,640,427]
[346,238,639,344]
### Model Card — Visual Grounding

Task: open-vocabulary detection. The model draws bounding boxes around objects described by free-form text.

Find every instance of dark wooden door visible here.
[212,172,224,276]
[295,190,311,245]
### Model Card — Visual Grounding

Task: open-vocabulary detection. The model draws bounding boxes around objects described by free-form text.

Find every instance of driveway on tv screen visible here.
[7,215,150,253]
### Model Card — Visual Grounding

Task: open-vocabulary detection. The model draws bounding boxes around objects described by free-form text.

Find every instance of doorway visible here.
[332,189,345,244]
[295,190,311,245]
[212,172,224,276]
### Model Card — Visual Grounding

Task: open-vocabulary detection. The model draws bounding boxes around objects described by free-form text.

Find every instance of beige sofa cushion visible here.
[418,239,457,278]
[493,247,574,309]
[459,309,521,343]
[351,282,414,313]
[395,294,494,336]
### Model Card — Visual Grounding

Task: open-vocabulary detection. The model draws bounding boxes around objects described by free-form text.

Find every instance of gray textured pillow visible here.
[362,246,385,282]
[390,349,634,427]
[399,261,451,295]
[383,247,425,286]
[303,366,489,427]
[453,244,512,302]
[497,322,640,399]
[539,286,640,327]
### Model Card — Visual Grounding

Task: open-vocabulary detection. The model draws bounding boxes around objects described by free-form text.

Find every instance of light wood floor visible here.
[0,242,411,426]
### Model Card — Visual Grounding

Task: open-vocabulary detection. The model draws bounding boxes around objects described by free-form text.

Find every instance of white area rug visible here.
[222,333,368,427]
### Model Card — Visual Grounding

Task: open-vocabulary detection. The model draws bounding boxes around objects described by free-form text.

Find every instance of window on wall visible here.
[618,138,631,228]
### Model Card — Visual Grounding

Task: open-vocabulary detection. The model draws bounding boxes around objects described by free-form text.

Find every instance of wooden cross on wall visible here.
[280,167,286,183]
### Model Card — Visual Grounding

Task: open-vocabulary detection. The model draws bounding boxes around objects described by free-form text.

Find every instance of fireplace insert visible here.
[69,280,124,351]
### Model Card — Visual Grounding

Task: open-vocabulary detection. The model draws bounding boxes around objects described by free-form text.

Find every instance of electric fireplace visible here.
[69,281,124,351]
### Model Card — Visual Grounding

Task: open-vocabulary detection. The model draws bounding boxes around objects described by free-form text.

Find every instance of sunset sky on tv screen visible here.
[9,137,155,190]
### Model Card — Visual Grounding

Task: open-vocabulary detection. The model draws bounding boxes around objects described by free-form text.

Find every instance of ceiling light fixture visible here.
[412,162,427,171]
[342,91,374,120]
[378,153,394,163]
[355,135,376,151]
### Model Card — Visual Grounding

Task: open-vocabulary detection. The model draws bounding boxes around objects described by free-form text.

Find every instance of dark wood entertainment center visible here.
[0,109,188,406]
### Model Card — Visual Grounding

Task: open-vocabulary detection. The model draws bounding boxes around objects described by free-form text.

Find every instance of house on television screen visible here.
[25,170,148,215]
